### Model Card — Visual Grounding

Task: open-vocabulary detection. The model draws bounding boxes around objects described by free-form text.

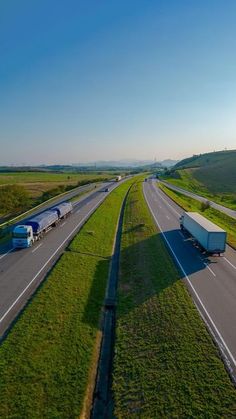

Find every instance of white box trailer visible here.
[180,212,226,255]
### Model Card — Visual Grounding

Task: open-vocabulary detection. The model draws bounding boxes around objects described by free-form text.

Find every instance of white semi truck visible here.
[180,212,226,255]
[116,175,122,182]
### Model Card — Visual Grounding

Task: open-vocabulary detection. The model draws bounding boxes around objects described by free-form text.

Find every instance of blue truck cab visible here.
[12,225,34,248]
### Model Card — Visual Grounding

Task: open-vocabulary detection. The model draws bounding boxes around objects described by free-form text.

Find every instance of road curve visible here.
[144,179,236,381]
[0,179,124,338]
[160,180,236,220]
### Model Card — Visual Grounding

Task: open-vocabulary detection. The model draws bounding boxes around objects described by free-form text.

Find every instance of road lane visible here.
[161,180,236,219]
[144,179,236,380]
[0,180,123,337]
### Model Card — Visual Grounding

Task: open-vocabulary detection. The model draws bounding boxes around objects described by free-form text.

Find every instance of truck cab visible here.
[12,225,34,249]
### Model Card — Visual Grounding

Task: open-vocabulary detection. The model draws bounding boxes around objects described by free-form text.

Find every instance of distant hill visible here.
[161,150,236,210]
[172,149,236,195]
[161,159,179,167]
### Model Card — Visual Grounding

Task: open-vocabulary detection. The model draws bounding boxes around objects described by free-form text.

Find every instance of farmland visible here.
[112,179,236,417]
[0,171,114,222]
[159,183,236,249]
[0,177,137,418]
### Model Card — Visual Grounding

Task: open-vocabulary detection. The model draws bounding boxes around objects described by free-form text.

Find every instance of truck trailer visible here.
[12,201,73,249]
[116,175,122,182]
[51,202,73,219]
[180,212,226,255]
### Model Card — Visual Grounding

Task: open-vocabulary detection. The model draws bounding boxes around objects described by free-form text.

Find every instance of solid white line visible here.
[223,257,236,270]
[0,248,13,260]
[0,195,106,325]
[166,215,170,220]
[204,263,216,277]
[152,183,181,217]
[60,221,66,228]
[143,185,236,369]
[32,243,43,253]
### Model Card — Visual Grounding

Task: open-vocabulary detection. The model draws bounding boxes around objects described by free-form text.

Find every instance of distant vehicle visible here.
[12,201,73,249]
[145,178,147,182]
[180,212,226,255]
[116,175,122,182]
[104,188,109,192]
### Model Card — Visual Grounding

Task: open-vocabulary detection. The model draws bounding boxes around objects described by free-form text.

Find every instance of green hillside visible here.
[162,150,236,209]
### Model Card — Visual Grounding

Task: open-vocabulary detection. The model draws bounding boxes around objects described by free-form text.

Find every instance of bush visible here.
[0,185,30,216]
[200,200,210,212]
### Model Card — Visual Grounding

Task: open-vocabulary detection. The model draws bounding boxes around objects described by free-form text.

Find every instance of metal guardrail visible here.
[0,182,97,230]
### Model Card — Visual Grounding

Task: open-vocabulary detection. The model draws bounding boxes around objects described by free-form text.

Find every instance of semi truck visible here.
[12,201,73,249]
[180,212,226,255]
[116,175,122,182]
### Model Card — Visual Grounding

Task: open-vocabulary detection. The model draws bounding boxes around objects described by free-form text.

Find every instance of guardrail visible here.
[0,182,97,230]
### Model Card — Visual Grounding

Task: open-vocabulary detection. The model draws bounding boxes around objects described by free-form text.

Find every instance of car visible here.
[105,188,109,192]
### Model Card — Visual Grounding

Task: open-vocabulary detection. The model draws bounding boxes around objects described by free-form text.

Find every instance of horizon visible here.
[1,147,236,168]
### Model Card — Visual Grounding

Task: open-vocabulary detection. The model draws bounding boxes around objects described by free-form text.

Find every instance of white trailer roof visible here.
[185,212,226,233]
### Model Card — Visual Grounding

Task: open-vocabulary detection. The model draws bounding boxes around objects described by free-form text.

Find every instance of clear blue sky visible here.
[1,0,236,165]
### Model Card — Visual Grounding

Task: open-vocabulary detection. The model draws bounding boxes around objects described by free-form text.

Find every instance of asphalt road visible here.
[0,179,123,337]
[144,179,236,380]
[161,180,236,219]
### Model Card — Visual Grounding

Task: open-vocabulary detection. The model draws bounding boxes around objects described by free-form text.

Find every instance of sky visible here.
[1,0,236,165]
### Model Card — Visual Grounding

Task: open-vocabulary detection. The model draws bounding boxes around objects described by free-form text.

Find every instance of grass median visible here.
[112,179,236,417]
[0,177,138,419]
[159,183,236,249]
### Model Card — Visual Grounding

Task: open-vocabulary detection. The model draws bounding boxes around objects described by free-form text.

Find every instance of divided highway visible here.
[160,180,236,219]
[144,179,236,380]
[0,180,122,337]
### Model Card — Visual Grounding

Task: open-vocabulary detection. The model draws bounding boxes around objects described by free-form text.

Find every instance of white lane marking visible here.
[0,248,13,260]
[143,186,236,370]
[204,263,216,277]
[223,257,236,270]
[60,222,66,228]
[76,209,80,214]
[152,184,181,217]
[0,194,106,325]
[32,243,42,253]
[166,215,170,220]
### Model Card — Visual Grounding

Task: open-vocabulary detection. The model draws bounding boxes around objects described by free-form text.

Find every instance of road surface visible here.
[144,179,236,380]
[0,179,123,337]
[160,180,236,219]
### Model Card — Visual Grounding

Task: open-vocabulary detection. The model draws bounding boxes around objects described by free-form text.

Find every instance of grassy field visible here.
[0,177,137,418]
[0,171,114,223]
[162,150,236,210]
[0,171,114,198]
[159,183,236,249]
[112,179,236,417]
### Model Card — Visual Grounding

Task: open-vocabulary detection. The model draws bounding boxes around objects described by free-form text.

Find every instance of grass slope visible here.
[0,177,137,418]
[159,183,236,249]
[163,150,236,209]
[113,180,236,417]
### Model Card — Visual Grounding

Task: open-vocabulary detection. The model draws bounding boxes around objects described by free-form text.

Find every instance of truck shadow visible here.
[82,228,218,328]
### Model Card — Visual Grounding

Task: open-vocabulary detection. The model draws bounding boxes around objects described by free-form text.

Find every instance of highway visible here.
[0,179,122,338]
[161,180,236,220]
[144,179,236,380]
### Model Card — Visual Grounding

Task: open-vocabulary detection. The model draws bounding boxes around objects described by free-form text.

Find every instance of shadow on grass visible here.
[82,225,218,327]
